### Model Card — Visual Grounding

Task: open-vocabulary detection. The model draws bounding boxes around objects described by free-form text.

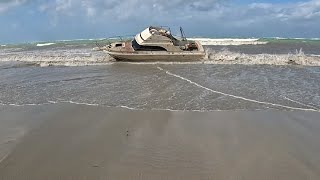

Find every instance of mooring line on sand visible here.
[157,66,319,112]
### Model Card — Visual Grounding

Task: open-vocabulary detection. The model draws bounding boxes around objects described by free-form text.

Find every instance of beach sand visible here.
[1,104,320,180]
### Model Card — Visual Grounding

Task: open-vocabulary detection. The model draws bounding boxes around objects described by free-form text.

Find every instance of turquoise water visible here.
[2,37,320,49]
[260,38,320,45]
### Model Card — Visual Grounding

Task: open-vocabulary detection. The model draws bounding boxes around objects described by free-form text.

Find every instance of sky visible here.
[1,0,320,43]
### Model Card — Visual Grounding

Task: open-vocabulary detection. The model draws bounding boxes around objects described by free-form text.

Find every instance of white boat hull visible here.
[105,51,205,61]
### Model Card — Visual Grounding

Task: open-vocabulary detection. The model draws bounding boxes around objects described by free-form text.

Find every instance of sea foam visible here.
[36,43,56,47]
[0,49,114,66]
[1,45,320,66]
[204,48,320,66]
[157,66,320,112]
[189,38,267,45]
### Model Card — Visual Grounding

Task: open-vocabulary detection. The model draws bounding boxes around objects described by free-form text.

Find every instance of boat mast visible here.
[180,27,187,41]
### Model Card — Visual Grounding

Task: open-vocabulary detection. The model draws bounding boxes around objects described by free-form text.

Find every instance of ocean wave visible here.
[0,49,114,66]
[36,43,56,47]
[204,48,320,66]
[189,38,267,46]
[264,37,320,41]
[1,47,320,67]
[56,38,106,42]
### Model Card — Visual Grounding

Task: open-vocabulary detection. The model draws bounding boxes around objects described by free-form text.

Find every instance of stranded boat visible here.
[103,26,205,61]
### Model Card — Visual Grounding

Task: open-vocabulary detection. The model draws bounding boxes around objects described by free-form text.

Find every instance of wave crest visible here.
[36,43,56,47]
[204,48,320,66]
[0,49,114,66]
[1,47,320,66]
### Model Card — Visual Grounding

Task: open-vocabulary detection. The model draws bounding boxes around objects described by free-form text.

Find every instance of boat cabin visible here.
[132,26,199,52]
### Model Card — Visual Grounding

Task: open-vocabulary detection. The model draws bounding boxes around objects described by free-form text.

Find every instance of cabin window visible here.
[139,34,145,40]
[132,40,167,51]
[115,43,122,47]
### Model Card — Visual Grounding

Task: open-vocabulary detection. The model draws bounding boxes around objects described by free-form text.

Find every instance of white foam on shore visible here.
[57,38,101,42]
[2,99,319,112]
[0,100,99,107]
[119,105,141,110]
[36,43,56,47]
[0,102,53,107]
[266,37,320,40]
[157,67,320,112]
[281,96,319,110]
[0,101,276,112]
[204,49,320,66]
[60,101,100,106]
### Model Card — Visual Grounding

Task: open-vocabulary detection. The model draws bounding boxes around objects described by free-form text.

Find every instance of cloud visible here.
[1,0,320,42]
[55,0,72,12]
[37,0,223,19]
[0,0,28,13]
[209,0,320,26]
[35,0,320,24]
[282,0,320,20]
[26,0,320,38]
[3,0,320,23]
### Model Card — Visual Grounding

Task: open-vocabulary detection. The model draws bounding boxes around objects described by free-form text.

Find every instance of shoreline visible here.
[0,53,319,67]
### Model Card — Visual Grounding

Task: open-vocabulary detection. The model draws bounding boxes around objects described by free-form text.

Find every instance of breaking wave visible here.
[36,43,56,47]
[189,38,267,46]
[0,49,114,66]
[204,48,320,66]
[0,47,320,67]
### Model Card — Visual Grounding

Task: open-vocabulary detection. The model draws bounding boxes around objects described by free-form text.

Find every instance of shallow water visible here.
[0,63,319,111]
[0,62,320,179]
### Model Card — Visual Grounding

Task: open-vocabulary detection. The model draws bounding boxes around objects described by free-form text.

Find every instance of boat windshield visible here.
[131,40,167,51]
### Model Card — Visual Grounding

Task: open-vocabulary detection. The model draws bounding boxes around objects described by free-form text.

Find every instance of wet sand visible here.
[1,104,320,180]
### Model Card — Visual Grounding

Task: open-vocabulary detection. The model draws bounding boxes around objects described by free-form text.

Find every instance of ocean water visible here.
[1,37,320,67]
[0,62,319,111]
[1,39,320,179]
[1,37,320,53]
[0,38,320,110]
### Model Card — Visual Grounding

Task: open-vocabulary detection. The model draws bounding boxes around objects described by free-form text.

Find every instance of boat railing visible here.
[95,35,135,51]
[97,35,135,45]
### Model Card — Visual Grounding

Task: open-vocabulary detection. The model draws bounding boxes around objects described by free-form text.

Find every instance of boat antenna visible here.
[180,27,187,41]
